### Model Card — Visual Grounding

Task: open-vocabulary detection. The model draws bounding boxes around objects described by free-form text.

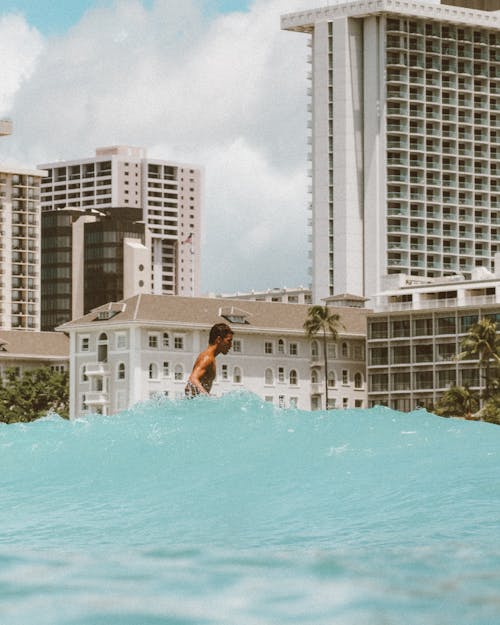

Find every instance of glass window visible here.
[438,369,456,388]
[278,339,285,354]
[80,336,90,352]
[163,361,169,377]
[174,365,183,381]
[234,367,242,383]
[148,363,157,379]
[392,319,410,338]
[174,336,184,350]
[459,314,479,333]
[370,321,389,339]
[437,316,456,334]
[354,372,363,389]
[342,369,349,385]
[116,333,127,349]
[278,367,285,382]
[289,370,298,385]
[163,333,169,348]
[117,363,126,380]
[342,342,348,357]
[221,364,228,380]
[148,334,159,348]
[311,340,319,357]
[278,395,285,408]
[265,342,273,354]
[289,343,298,356]
[327,371,335,387]
[232,339,242,353]
[413,317,433,336]
[265,368,274,385]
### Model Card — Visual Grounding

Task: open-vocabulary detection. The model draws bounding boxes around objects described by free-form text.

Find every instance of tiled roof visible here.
[58,294,369,337]
[0,331,69,358]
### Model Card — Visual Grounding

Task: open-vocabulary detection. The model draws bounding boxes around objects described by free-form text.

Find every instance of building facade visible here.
[0,165,45,330]
[282,0,500,302]
[58,294,368,418]
[39,146,201,298]
[41,207,151,330]
[367,269,500,410]
[0,330,68,377]
[219,286,312,305]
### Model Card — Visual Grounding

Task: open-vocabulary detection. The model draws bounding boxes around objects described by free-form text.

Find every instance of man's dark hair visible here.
[209,322,233,344]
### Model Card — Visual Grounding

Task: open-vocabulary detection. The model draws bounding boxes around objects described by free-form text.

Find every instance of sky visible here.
[0,0,324,294]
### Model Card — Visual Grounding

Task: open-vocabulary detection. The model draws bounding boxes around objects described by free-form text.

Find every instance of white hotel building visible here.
[39,146,202,297]
[58,294,368,418]
[282,0,500,302]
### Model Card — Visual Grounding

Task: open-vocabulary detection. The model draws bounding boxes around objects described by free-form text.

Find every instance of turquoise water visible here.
[1,393,499,625]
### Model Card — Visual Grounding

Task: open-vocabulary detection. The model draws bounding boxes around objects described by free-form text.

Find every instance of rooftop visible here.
[0,331,69,359]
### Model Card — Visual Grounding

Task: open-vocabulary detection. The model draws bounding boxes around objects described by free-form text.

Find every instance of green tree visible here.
[434,385,479,419]
[0,366,69,424]
[457,318,500,402]
[479,393,500,425]
[304,305,344,410]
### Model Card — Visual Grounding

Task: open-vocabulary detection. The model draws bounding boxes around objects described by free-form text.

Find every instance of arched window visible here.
[265,368,274,385]
[354,372,363,389]
[289,369,298,386]
[311,369,319,384]
[328,370,336,388]
[234,366,242,383]
[174,364,183,381]
[342,342,348,358]
[97,332,108,363]
[311,340,319,358]
[278,339,285,354]
[148,363,157,380]
[117,362,126,380]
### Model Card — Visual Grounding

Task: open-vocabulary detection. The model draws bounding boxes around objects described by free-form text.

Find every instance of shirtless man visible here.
[185,323,233,397]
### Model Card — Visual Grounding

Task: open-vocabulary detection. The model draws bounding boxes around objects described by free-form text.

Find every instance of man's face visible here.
[218,333,233,354]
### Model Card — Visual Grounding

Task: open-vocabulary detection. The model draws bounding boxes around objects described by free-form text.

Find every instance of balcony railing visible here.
[85,363,110,376]
[84,392,109,405]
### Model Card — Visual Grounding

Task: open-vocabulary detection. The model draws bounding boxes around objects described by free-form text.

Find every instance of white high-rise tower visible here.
[282,0,500,302]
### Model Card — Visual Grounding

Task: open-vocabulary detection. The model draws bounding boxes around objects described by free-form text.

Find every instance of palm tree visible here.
[303,306,344,409]
[434,385,479,419]
[457,318,500,403]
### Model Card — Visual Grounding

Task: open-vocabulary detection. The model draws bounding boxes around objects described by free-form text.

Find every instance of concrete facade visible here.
[0,166,45,330]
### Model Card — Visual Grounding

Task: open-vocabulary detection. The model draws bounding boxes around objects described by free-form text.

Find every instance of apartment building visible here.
[219,286,312,305]
[57,294,368,418]
[367,265,500,410]
[39,146,202,298]
[282,0,500,302]
[0,165,45,330]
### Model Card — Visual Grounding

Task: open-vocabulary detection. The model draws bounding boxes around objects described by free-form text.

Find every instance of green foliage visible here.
[304,306,344,410]
[457,318,500,402]
[478,393,500,425]
[434,385,479,419]
[0,366,69,424]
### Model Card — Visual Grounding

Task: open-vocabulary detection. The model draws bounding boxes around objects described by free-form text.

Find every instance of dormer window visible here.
[218,306,250,324]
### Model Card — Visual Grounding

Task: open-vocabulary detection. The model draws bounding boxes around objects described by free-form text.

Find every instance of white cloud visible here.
[0,0,318,292]
[0,13,44,115]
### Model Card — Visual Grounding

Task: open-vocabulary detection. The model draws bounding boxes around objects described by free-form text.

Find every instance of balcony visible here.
[85,363,110,376]
[84,392,109,405]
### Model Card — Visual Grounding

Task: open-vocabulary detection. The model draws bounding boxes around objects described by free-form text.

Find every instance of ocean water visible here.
[1,393,499,625]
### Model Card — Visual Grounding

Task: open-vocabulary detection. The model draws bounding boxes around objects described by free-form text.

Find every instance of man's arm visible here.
[188,352,212,394]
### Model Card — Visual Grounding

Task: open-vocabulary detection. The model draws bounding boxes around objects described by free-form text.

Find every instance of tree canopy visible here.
[0,366,69,424]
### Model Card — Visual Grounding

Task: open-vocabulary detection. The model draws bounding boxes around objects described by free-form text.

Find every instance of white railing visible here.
[85,363,110,376]
[84,392,109,405]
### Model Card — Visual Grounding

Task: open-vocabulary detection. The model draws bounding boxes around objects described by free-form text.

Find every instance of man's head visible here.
[209,323,233,354]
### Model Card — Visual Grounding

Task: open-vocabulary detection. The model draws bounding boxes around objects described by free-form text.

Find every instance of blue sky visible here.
[1,0,252,34]
[1,0,312,293]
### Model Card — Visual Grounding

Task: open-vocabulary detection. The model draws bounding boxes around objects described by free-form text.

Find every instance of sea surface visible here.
[1,392,499,625]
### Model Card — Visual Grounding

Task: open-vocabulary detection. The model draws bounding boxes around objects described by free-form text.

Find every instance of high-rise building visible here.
[282,0,500,302]
[41,206,150,330]
[39,146,202,298]
[0,165,44,330]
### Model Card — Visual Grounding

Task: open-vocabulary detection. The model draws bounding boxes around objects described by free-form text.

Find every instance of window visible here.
[174,365,183,381]
[355,400,363,408]
[265,396,273,403]
[311,369,319,384]
[80,335,90,352]
[327,344,337,359]
[265,368,274,385]
[342,342,348,358]
[234,367,242,383]
[278,395,285,408]
[327,398,336,409]
[117,363,126,380]
[289,343,298,356]
[221,364,228,380]
[81,365,88,383]
[149,363,158,379]
[290,397,298,408]
[174,336,184,350]
[232,339,242,353]
[163,333,169,348]
[311,341,319,358]
[115,333,127,349]
[289,369,298,385]
[265,341,273,354]
[163,361,170,377]
[342,397,349,409]
[354,372,363,389]
[327,371,335,388]
[278,367,285,382]
[278,339,285,354]
[148,334,159,348]
[342,370,349,385]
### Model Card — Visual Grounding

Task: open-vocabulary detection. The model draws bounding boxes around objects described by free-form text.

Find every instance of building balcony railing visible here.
[84,392,109,405]
[85,363,110,376]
